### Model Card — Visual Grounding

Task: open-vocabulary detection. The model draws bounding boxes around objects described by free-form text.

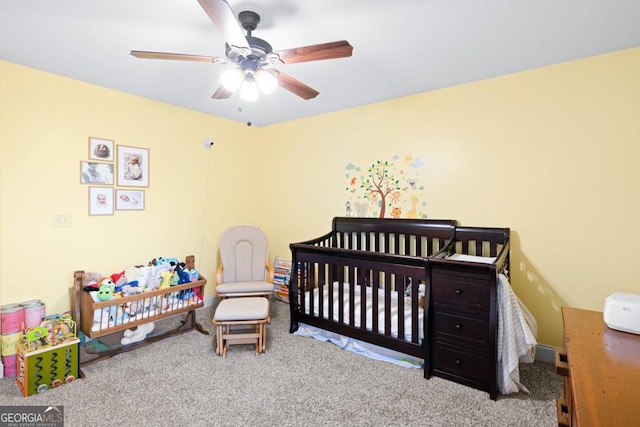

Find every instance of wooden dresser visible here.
[430,263,498,400]
[557,306,640,426]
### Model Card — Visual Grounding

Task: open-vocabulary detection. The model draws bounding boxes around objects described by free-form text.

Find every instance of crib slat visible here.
[360,267,367,330]
[372,268,380,335]
[397,273,405,340]
[411,279,419,344]
[384,274,392,336]
[303,261,310,317]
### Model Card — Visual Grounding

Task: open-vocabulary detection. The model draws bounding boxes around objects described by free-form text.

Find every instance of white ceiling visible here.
[1,0,639,127]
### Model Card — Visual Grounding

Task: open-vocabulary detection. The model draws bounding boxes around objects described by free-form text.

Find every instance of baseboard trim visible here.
[535,344,556,363]
[204,295,217,308]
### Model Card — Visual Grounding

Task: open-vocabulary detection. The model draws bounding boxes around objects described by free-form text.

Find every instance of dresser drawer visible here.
[432,272,490,310]
[433,310,489,347]
[432,342,490,383]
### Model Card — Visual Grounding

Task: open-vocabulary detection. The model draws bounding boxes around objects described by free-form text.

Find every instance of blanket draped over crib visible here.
[289,217,538,400]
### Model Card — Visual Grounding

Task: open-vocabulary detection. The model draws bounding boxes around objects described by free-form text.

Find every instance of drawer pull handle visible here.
[455,323,463,330]
[456,359,463,365]
[455,289,463,295]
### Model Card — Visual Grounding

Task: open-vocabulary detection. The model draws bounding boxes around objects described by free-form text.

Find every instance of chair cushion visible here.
[216,281,274,294]
[219,225,269,282]
[214,297,269,321]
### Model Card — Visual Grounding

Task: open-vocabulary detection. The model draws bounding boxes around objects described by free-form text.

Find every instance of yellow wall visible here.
[261,47,640,347]
[0,61,263,313]
[2,47,639,348]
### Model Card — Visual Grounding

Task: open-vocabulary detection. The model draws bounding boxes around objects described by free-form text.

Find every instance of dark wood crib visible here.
[289,217,510,400]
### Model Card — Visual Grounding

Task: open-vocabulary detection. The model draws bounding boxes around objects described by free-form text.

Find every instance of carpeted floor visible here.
[0,300,561,426]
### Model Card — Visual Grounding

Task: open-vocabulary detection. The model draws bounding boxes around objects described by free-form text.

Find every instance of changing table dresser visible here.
[557,306,640,426]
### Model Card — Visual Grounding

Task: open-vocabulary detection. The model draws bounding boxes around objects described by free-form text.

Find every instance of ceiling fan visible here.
[130,0,353,102]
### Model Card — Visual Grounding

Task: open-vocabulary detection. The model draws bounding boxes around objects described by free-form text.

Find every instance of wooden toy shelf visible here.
[69,270,209,365]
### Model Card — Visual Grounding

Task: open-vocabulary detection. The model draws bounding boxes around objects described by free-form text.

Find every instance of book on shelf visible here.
[273,256,292,303]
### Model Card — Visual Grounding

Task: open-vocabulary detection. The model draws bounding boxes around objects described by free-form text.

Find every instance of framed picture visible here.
[115,189,145,211]
[88,187,114,216]
[88,137,114,162]
[117,145,149,187]
[80,161,114,185]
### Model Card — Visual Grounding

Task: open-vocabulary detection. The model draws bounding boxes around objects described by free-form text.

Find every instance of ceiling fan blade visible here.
[197,0,251,56]
[130,50,226,63]
[212,85,233,99]
[275,40,353,65]
[274,71,319,100]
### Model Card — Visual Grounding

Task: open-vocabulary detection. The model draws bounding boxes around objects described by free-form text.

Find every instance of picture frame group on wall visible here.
[84,137,149,215]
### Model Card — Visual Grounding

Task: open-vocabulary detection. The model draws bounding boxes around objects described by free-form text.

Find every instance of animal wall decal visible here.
[345,154,427,218]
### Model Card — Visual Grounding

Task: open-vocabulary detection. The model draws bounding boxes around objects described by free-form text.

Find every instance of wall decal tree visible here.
[345,154,427,219]
[360,160,400,218]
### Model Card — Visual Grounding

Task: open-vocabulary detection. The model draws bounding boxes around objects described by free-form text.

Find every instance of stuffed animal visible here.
[175,264,191,284]
[135,265,151,291]
[123,297,151,318]
[159,271,173,289]
[110,304,125,325]
[124,266,142,283]
[92,304,125,330]
[143,265,163,290]
[183,255,199,282]
[121,322,155,345]
[83,271,103,286]
[121,284,141,296]
[170,270,179,286]
[189,269,199,282]
[110,271,127,289]
[184,255,196,271]
[97,278,116,301]
[151,256,179,267]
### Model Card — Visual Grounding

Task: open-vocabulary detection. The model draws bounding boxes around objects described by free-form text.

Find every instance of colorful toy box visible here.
[15,312,80,397]
[16,338,80,396]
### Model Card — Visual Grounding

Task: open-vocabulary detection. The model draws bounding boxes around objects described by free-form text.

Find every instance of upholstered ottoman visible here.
[212,297,269,357]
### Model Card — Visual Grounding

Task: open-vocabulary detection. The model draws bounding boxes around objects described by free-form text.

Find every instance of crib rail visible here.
[437,227,510,276]
[332,217,456,256]
[293,231,334,248]
[289,244,429,359]
[448,226,509,258]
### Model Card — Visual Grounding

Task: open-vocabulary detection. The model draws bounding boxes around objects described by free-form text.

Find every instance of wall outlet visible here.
[52,213,71,228]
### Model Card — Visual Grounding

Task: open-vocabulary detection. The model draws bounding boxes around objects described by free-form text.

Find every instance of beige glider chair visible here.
[216,225,275,298]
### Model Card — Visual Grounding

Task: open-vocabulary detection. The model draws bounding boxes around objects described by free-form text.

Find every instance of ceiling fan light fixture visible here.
[254,69,278,94]
[131,4,353,105]
[220,67,244,91]
[240,79,259,102]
